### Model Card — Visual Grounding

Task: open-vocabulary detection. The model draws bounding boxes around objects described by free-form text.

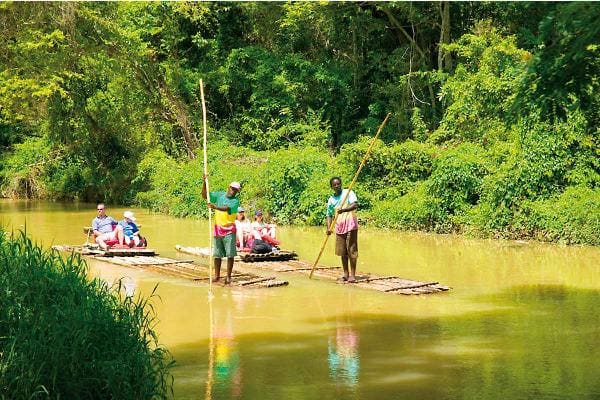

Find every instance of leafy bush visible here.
[0,231,173,399]
[258,145,332,224]
[0,137,52,198]
[426,142,489,216]
[516,186,600,245]
[369,182,438,230]
[338,137,437,201]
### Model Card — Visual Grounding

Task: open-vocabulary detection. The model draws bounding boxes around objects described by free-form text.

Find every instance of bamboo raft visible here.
[175,245,450,295]
[52,245,289,289]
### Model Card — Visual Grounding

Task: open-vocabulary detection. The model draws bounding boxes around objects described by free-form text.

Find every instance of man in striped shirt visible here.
[326,177,359,283]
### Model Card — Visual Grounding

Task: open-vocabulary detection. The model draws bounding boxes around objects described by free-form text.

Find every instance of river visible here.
[1,199,599,399]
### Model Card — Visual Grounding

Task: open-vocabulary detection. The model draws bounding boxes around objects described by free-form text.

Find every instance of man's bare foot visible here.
[347,276,357,283]
[224,278,232,285]
[212,277,221,283]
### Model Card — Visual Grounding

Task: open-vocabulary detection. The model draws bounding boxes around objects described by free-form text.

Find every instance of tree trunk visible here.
[438,2,452,71]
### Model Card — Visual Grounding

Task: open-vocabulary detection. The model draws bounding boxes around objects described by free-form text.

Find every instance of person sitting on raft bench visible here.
[118,210,141,247]
[251,210,280,247]
[92,203,123,250]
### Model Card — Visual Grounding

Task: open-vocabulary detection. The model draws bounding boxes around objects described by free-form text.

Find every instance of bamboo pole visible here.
[200,79,214,298]
[309,113,391,279]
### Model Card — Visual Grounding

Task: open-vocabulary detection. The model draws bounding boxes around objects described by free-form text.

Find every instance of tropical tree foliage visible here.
[0,2,598,244]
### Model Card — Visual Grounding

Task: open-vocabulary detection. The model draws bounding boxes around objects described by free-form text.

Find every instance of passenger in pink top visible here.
[326,177,359,283]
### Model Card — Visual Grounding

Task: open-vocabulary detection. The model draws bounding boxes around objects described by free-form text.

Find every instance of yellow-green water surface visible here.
[2,200,599,399]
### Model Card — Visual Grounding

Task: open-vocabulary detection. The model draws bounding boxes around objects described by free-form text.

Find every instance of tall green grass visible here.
[0,230,173,399]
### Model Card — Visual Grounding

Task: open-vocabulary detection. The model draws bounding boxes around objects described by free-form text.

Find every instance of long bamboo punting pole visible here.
[200,79,214,298]
[309,113,391,279]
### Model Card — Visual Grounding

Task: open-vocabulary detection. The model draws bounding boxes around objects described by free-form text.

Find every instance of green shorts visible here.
[213,233,237,258]
[335,229,358,259]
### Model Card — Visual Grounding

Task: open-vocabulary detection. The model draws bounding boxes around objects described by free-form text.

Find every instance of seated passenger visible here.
[235,207,254,251]
[118,210,140,247]
[92,203,122,250]
[251,210,280,247]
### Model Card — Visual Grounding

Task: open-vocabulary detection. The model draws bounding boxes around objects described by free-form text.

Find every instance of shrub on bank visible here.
[516,186,600,245]
[0,231,173,399]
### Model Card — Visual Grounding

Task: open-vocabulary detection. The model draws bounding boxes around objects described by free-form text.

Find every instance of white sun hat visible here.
[123,210,136,221]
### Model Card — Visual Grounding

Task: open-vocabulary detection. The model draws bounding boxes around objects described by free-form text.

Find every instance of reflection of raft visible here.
[52,245,289,289]
[175,245,450,295]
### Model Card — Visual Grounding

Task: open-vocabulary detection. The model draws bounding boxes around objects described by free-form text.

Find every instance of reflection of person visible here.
[328,325,360,387]
[235,207,253,251]
[118,211,140,247]
[202,178,241,284]
[207,303,242,399]
[92,203,122,250]
[326,177,359,282]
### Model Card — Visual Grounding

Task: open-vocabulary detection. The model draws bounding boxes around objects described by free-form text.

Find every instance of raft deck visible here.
[175,245,450,295]
[52,245,289,289]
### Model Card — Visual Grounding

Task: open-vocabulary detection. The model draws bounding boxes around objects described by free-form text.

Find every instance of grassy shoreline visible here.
[0,230,173,399]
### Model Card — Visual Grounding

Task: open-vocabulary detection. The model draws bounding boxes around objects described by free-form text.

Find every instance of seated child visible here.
[119,210,140,247]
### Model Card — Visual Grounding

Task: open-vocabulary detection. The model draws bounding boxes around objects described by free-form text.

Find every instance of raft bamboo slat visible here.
[175,245,450,295]
[52,245,288,289]
[52,244,157,257]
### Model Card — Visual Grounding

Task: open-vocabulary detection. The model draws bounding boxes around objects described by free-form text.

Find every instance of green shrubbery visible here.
[0,231,173,399]
[1,4,599,245]
[517,186,600,245]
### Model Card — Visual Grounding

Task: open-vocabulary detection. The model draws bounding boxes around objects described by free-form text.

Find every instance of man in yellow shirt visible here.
[202,179,241,284]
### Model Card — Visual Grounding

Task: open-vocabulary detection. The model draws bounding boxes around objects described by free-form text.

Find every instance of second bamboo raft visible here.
[175,245,450,295]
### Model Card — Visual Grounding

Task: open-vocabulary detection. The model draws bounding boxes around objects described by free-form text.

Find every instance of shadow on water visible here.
[171,285,600,400]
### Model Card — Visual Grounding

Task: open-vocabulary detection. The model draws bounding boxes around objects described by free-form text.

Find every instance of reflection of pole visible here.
[200,79,214,298]
[310,113,391,278]
[202,78,216,400]
[205,295,215,400]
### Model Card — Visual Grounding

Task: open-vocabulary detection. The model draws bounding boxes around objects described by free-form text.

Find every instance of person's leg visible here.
[348,257,357,282]
[236,229,244,250]
[341,255,349,281]
[124,236,131,247]
[116,226,125,245]
[213,257,222,282]
[336,233,349,281]
[213,236,226,282]
[225,258,234,284]
[347,230,358,282]
[96,232,110,249]
[132,235,140,247]
[223,233,237,284]
[96,237,107,249]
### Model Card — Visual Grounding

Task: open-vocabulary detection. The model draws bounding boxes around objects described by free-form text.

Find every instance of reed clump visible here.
[0,230,173,399]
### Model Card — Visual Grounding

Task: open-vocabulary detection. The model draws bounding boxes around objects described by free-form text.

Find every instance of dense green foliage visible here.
[0,231,173,399]
[1,2,598,244]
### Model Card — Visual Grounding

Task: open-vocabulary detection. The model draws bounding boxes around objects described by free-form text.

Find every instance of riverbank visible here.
[0,229,173,399]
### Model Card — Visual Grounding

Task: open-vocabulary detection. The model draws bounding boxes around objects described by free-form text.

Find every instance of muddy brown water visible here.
[2,199,599,400]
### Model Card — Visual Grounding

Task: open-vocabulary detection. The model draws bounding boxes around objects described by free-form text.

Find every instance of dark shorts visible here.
[213,233,237,258]
[335,230,358,259]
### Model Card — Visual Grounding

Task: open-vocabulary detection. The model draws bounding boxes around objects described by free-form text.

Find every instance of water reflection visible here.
[328,322,360,388]
[205,299,243,400]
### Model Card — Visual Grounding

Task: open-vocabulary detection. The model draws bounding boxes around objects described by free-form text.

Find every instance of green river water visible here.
[1,200,599,400]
